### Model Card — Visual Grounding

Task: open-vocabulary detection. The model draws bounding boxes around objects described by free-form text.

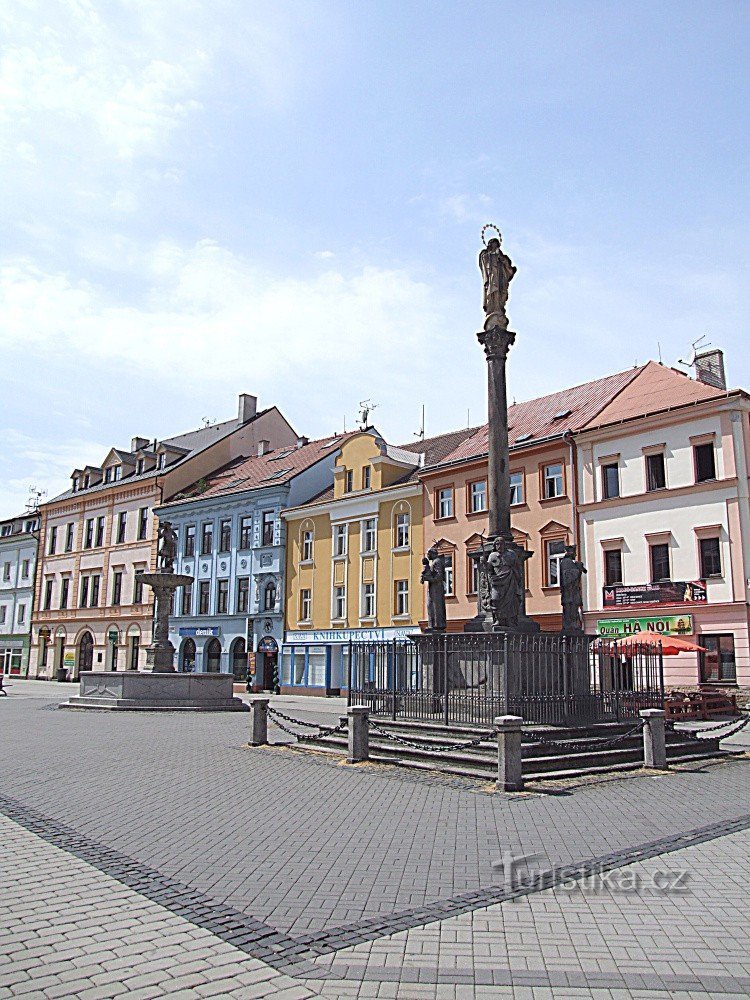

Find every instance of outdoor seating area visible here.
[665,688,740,721]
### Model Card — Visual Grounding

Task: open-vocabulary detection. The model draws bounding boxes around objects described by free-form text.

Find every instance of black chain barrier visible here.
[369,721,496,754]
[679,712,750,742]
[521,721,645,753]
[266,706,347,743]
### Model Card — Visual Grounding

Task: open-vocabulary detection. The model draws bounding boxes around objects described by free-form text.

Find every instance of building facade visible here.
[281,428,474,694]
[157,433,350,687]
[30,394,298,679]
[420,369,642,630]
[576,359,750,690]
[0,510,40,677]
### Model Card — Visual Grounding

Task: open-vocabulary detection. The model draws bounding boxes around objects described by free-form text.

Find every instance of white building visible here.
[0,510,40,677]
[576,357,750,690]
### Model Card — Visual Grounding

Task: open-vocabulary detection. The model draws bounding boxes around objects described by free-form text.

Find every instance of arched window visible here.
[181,638,196,673]
[79,631,94,673]
[205,638,222,673]
[231,638,247,681]
[264,580,277,611]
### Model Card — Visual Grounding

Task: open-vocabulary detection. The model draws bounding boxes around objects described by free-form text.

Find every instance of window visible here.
[443,553,454,596]
[602,463,620,500]
[650,543,670,583]
[44,579,53,610]
[158,453,166,470]
[113,465,122,481]
[136,458,145,475]
[72,476,79,492]
[262,511,275,546]
[48,526,58,555]
[333,585,346,619]
[394,580,409,616]
[60,577,70,609]
[468,552,480,594]
[104,468,112,483]
[95,516,105,547]
[345,470,354,493]
[362,518,376,552]
[133,569,144,605]
[2,563,9,582]
[0,607,5,625]
[236,577,250,614]
[239,516,253,549]
[437,487,454,519]
[17,604,26,625]
[89,574,100,607]
[469,481,487,513]
[129,636,140,671]
[83,473,90,488]
[264,580,277,611]
[301,529,313,562]
[546,539,567,587]
[112,571,123,606]
[84,518,94,549]
[198,581,210,615]
[362,466,371,489]
[300,588,311,622]
[117,511,127,544]
[509,472,524,506]
[362,583,375,618]
[65,523,74,552]
[699,537,722,578]
[219,519,232,552]
[395,512,409,548]
[334,524,347,557]
[543,463,564,499]
[604,550,623,586]
[216,579,229,614]
[21,559,30,579]
[138,507,148,540]
[184,525,196,557]
[694,443,716,483]
[700,634,736,684]
[646,452,666,491]
[181,583,192,616]
[201,522,213,555]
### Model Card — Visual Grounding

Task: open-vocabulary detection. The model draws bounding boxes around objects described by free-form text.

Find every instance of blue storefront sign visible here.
[179,626,221,637]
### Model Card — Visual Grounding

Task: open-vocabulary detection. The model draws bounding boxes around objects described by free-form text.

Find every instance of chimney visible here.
[296,436,309,449]
[257,439,270,457]
[131,436,149,453]
[694,349,726,391]
[238,393,258,424]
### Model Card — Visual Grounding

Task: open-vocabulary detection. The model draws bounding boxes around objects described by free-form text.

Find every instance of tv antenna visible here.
[678,334,710,369]
[358,399,377,430]
[26,486,46,511]
[201,416,216,428]
[414,404,425,441]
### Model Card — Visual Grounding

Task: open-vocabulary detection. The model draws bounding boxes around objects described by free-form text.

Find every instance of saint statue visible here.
[560,544,587,633]
[486,536,523,627]
[421,547,447,631]
[157,520,178,574]
[478,236,516,325]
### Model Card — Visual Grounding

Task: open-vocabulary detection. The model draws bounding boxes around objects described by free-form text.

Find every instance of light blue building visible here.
[155,435,344,687]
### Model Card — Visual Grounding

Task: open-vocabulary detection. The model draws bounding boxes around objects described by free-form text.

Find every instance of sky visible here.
[1,0,749,517]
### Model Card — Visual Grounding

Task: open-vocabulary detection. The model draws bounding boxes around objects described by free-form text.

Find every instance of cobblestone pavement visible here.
[2,679,750,998]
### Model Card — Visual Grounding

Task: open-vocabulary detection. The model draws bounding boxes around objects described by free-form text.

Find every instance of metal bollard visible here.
[495,715,524,792]
[640,708,667,769]
[249,697,270,746]
[347,705,370,763]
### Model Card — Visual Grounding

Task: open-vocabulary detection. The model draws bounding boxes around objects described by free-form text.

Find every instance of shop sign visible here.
[285,626,420,645]
[179,626,221,637]
[247,652,256,675]
[597,615,694,639]
[63,651,76,669]
[257,636,278,653]
[602,582,707,608]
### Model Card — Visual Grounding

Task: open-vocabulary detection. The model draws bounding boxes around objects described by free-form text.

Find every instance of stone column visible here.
[640,708,667,769]
[478,324,516,543]
[495,714,524,791]
[141,572,193,672]
[347,705,370,763]
[249,697,269,746]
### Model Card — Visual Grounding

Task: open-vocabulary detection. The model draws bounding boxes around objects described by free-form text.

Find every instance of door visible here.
[205,638,222,673]
[181,638,196,673]
[79,632,94,673]
[231,638,247,682]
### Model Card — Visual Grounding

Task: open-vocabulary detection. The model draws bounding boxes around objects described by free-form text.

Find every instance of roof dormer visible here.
[154,442,189,471]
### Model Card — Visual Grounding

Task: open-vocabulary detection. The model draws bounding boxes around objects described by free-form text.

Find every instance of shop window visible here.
[700,634,736,684]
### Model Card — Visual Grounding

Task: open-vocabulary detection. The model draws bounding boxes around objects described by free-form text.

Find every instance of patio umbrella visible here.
[593,635,707,654]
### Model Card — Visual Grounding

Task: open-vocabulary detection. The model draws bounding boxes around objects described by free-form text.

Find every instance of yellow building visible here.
[280,427,475,694]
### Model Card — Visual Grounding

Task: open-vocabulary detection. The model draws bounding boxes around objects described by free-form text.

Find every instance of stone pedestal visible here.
[141,571,193,672]
[63,671,247,711]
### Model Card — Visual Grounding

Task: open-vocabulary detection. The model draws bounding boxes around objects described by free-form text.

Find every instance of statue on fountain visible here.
[157,521,178,574]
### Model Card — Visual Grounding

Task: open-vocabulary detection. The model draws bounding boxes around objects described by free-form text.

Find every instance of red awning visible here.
[594,635,706,655]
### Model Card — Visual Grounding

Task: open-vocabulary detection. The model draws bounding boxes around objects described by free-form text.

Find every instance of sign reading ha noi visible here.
[602,582,707,608]
[597,615,694,639]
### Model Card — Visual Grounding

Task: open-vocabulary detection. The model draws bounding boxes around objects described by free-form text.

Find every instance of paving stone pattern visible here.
[3,682,750,998]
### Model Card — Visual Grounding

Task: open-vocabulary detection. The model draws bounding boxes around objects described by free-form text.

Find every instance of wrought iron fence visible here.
[348,634,664,727]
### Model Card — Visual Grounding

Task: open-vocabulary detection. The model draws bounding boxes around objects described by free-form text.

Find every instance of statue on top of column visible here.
[478,227,516,327]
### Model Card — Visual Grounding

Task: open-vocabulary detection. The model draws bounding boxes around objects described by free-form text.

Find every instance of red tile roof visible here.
[431,366,644,467]
[169,432,358,504]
